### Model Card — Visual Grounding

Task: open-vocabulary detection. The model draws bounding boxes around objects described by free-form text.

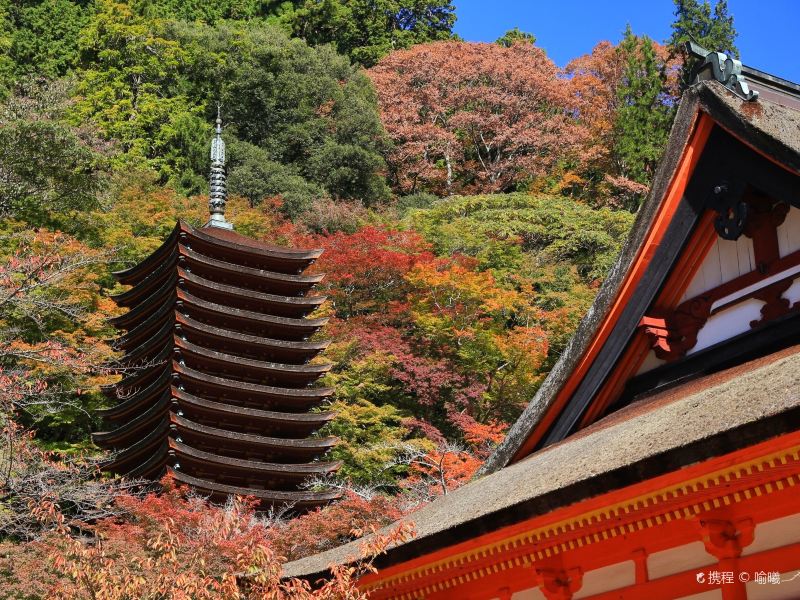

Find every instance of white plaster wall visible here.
[573,561,635,598]
[689,297,765,354]
[510,587,545,600]
[777,206,800,258]
[636,349,666,375]
[681,235,755,303]
[743,514,800,556]
[648,541,716,580]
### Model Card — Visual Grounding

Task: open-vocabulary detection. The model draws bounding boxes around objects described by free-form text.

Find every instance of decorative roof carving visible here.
[686,41,759,101]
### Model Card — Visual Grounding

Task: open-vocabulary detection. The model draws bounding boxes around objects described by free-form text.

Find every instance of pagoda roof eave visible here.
[180,221,323,268]
[169,413,338,451]
[171,386,336,426]
[114,319,174,367]
[98,373,171,422]
[174,337,332,377]
[112,224,180,285]
[169,468,342,507]
[111,250,177,306]
[93,393,169,447]
[109,274,176,329]
[180,244,323,286]
[176,288,328,336]
[104,344,172,396]
[112,300,173,351]
[127,442,169,479]
[168,439,341,476]
[176,313,329,351]
[174,362,334,404]
[111,221,324,286]
[101,420,169,473]
[178,267,326,315]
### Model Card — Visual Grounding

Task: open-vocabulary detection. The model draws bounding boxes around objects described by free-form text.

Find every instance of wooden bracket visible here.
[699,518,755,560]
[534,567,583,600]
[640,296,713,361]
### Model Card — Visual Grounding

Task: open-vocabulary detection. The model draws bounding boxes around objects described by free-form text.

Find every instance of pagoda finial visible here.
[206,105,233,230]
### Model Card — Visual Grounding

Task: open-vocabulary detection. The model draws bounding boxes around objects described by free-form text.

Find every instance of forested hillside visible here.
[0,1,738,596]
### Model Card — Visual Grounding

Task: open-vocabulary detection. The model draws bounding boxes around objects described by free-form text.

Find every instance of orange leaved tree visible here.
[368,40,588,195]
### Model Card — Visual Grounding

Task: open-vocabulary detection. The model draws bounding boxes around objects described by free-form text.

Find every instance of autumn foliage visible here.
[0,472,413,599]
[369,40,589,195]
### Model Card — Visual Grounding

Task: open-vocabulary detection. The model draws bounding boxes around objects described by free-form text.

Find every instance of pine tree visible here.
[669,0,738,89]
[613,26,673,199]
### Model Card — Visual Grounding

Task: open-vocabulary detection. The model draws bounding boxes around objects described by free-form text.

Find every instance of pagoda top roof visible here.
[113,221,323,284]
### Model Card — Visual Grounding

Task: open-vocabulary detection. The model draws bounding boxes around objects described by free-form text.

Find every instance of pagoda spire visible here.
[206,106,233,229]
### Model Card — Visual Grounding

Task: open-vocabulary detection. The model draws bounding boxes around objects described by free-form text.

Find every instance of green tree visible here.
[612,26,673,199]
[73,0,201,175]
[669,0,738,88]
[496,27,536,47]
[277,0,456,67]
[0,79,107,230]
[0,0,14,99]
[7,0,89,81]
[176,20,390,211]
[130,0,275,22]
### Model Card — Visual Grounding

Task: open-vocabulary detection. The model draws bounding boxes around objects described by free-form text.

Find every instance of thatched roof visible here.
[285,345,800,578]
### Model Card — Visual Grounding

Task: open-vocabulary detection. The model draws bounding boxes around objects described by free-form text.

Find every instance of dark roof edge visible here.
[479,87,705,475]
[743,64,800,97]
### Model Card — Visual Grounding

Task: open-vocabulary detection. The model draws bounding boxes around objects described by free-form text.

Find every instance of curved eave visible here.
[174,362,333,406]
[168,468,342,507]
[115,319,174,367]
[169,439,340,477]
[101,421,168,474]
[176,288,328,339]
[127,442,169,479]
[111,251,177,307]
[104,343,171,396]
[175,313,329,362]
[180,221,323,272]
[174,336,331,384]
[170,413,338,452]
[93,393,169,448]
[178,267,326,318]
[179,244,323,294]
[98,373,171,422]
[112,300,173,351]
[112,224,179,285]
[109,274,176,330]
[171,386,336,429]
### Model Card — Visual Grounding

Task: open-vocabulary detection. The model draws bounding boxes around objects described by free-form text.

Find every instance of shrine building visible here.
[93,111,340,510]
[283,47,800,598]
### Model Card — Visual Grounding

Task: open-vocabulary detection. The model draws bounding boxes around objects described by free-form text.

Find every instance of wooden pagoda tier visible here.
[94,221,340,510]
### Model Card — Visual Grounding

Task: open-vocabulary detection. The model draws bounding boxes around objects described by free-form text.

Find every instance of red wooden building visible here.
[94,114,339,510]
[284,50,800,597]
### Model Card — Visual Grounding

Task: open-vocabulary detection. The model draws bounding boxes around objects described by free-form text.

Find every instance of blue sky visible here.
[452,0,800,83]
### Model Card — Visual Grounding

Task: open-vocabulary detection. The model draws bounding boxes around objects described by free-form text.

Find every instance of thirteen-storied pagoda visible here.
[94,112,340,510]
